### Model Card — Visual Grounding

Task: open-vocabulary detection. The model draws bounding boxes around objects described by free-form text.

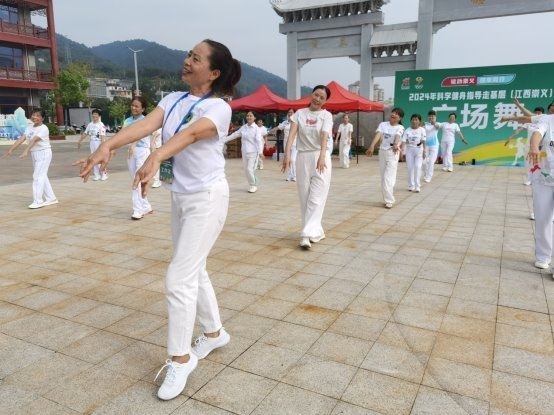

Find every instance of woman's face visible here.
[410,117,420,128]
[309,88,328,111]
[130,100,144,117]
[246,112,255,124]
[31,112,43,125]
[448,114,456,123]
[389,112,401,125]
[182,42,217,90]
[287,110,294,119]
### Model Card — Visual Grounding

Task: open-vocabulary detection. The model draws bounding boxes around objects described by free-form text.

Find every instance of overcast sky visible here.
[50,0,552,99]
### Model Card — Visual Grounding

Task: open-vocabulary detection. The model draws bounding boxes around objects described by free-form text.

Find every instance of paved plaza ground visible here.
[1,138,553,414]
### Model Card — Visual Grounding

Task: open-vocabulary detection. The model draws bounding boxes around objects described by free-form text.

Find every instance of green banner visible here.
[394,62,554,165]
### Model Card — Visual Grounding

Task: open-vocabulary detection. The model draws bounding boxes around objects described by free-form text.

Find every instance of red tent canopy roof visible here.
[288,81,385,113]
[229,85,292,113]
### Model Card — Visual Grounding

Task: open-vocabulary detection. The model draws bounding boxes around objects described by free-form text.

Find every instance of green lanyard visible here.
[161,91,213,143]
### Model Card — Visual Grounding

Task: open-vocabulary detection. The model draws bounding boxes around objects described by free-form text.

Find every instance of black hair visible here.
[312,85,331,100]
[448,112,457,119]
[132,96,147,114]
[427,110,436,116]
[534,107,545,113]
[31,108,45,118]
[203,39,241,96]
[411,113,422,121]
[91,108,101,116]
[391,107,404,119]
[548,102,554,111]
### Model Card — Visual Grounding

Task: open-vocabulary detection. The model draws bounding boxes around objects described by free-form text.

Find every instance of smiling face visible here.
[342,114,349,124]
[130,99,144,118]
[309,88,328,111]
[91,112,100,123]
[245,111,255,125]
[31,111,44,126]
[389,111,401,126]
[182,42,220,94]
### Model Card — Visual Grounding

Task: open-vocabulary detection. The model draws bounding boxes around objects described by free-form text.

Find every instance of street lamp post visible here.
[128,47,143,96]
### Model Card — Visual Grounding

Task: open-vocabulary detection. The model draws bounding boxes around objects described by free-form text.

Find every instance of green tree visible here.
[109,97,130,128]
[52,62,91,125]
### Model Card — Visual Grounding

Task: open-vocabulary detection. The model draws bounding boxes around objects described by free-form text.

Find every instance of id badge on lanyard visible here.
[159,91,212,184]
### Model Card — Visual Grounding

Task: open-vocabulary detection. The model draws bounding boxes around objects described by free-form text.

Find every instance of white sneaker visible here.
[530,212,535,220]
[534,260,550,270]
[291,178,296,182]
[143,207,153,215]
[44,199,59,206]
[414,187,421,193]
[155,355,198,400]
[300,237,311,249]
[101,173,109,181]
[152,181,162,188]
[408,186,414,191]
[447,168,453,172]
[192,328,231,359]
[28,201,45,209]
[92,176,101,181]
[523,181,531,186]
[131,211,143,220]
[442,167,448,172]
[309,234,326,243]
[424,178,431,183]
[384,203,393,209]
[248,186,257,193]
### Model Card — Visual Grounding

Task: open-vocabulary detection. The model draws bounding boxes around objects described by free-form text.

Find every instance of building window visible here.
[0,5,18,24]
[0,46,23,68]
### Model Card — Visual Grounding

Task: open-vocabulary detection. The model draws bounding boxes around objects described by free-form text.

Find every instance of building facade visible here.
[0,0,62,123]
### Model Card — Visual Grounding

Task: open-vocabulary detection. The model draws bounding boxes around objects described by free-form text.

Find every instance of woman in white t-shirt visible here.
[282,85,333,249]
[76,39,241,401]
[440,113,468,172]
[401,113,426,192]
[223,111,263,193]
[271,108,296,181]
[3,108,57,208]
[336,113,354,169]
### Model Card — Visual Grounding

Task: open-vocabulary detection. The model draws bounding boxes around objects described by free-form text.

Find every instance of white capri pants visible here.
[532,182,554,264]
[166,179,228,356]
[441,138,455,170]
[423,145,439,180]
[379,149,399,205]
[296,150,332,238]
[90,140,102,178]
[127,146,152,213]
[31,148,56,204]
[242,152,259,186]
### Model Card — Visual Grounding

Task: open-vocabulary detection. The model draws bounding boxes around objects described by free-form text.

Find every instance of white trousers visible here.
[405,146,423,189]
[166,179,228,356]
[441,138,455,170]
[31,149,56,204]
[286,144,297,180]
[532,182,554,263]
[379,149,399,204]
[127,147,152,213]
[90,140,101,178]
[296,151,332,238]
[242,152,259,186]
[339,139,350,168]
[423,145,439,180]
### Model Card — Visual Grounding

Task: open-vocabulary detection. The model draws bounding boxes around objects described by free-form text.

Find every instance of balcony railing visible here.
[0,67,52,82]
[0,21,48,39]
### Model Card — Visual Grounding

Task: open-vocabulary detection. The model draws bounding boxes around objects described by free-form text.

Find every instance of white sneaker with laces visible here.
[534,260,550,270]
[300,237,311,249]
[131,211,143,220]
[155,355,198,400]
[28,201,45,209]
[248,186,257,193]
[192,328,230,359]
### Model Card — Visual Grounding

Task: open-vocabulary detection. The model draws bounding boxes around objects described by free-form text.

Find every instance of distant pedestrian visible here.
[422,110,440,183]
[440,113,468,172]
[77,109,107,181]
[336,113,353,168]
[270,108,296,181]
[366,108,405,208]
[401,113,426,192]
[150,128,162,188]
[2,108,58,208]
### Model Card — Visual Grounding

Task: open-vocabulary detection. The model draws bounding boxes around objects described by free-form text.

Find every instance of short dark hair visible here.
[448,112,457,118]
[391,107,404,119]
[203,39,241,96]
[132,96,147,111]
[534,106,545,113]
[411,113,422,121]
[548,102,554,111]
[427,110,436,116]
[91,108,101,116]
[31,108,45,118]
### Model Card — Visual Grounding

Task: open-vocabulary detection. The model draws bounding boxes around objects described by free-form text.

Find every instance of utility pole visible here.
[128,47,143,96]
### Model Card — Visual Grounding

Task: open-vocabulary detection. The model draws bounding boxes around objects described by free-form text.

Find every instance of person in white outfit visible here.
[270,108,296,181]
[150,128,162,188]
[440,113,468,172]
[223,111,263,193]
[78,109,106,181]
[282,85,333,249]
[3,108,58,209]
[256,118,268,170]
[367,108,405,208]
[336,113,353,168]
[124,96,153,220]
[423,110,440,182]
[76,39,241,400]
[401,113,426,192]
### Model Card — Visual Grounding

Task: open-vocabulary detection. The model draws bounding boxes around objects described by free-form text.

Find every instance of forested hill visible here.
[52,34,306,98]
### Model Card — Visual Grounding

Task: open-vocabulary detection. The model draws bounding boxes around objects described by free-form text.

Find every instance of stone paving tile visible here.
[2,152,554,414]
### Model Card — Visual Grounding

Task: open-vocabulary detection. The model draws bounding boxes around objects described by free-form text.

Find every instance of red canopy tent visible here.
[229,85,292,113]
[287,81,385,113]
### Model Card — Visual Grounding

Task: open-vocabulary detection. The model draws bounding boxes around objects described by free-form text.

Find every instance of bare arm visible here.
[20,136,41,157]
[281,122,298,172]
[366,132,382,156]
[527,130,543,166]
[2,135,26,157]
[504,126,526,146]
[514,98,533,117]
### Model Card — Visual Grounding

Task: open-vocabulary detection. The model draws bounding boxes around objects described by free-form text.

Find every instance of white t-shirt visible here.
[531,114,553,186]
[338,122,353,143]
[402,126,426,148]
[225,123,262,154]
[25,124,50,152]
[292,108,333,152]
[424,122,440,147]
[159,91,231,194]
[84,121,106,141]
[441,122,460,142]
[376,122,405,151]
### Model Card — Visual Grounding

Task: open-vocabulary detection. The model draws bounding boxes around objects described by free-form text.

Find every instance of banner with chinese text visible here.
[394,62,554,165]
